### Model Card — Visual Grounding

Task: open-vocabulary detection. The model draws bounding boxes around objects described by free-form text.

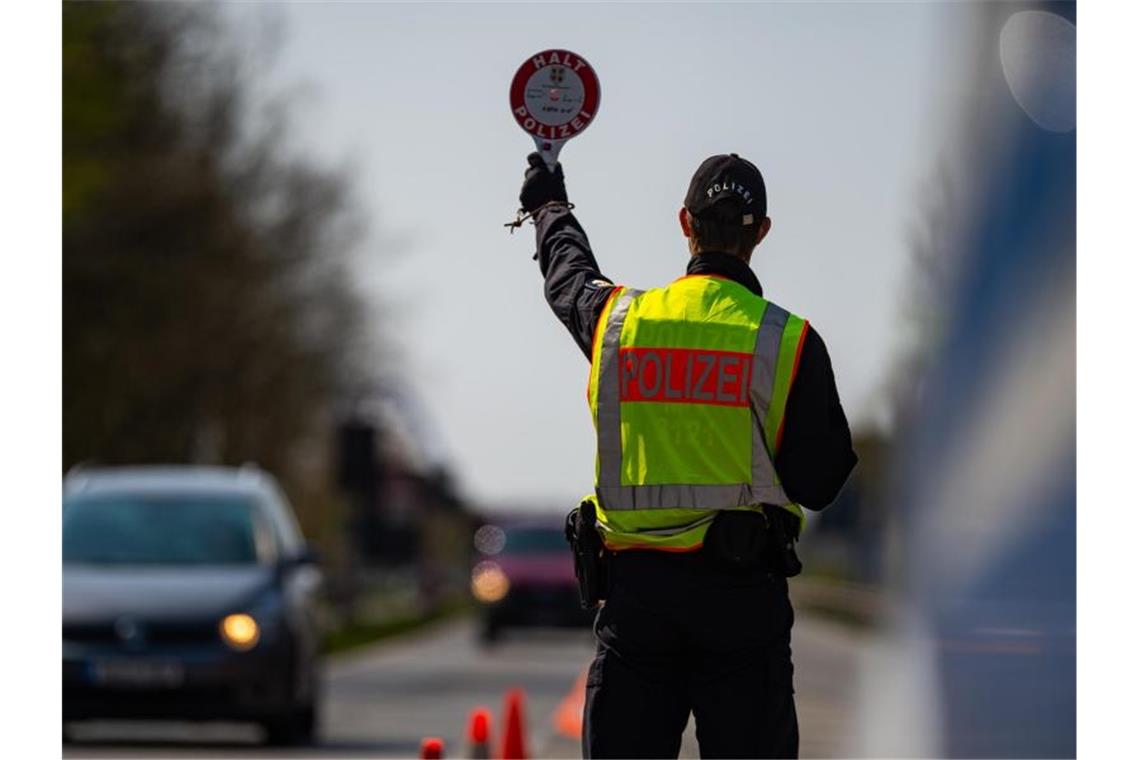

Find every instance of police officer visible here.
[518,152,857,759]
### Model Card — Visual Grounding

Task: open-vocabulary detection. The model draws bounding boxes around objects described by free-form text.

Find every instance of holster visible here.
[564,499,609,609]
[767,506,804,578]
[703,506,803,577]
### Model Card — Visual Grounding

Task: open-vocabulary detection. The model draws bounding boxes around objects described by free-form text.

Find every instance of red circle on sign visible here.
[509,49,600,141]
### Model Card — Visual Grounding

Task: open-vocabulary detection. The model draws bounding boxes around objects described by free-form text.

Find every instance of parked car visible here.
[470,517,592,642]
[62,465,323,745]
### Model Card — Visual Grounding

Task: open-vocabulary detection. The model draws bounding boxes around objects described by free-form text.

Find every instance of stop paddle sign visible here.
[509,49,601,170]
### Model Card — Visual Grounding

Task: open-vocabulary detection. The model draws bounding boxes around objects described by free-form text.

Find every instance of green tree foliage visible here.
[63,2,372,485]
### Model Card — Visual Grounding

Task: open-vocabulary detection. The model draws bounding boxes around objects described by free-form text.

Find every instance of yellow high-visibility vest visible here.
[585,274,808,551]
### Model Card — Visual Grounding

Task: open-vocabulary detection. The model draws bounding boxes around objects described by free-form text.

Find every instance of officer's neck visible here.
[685,252,764,297]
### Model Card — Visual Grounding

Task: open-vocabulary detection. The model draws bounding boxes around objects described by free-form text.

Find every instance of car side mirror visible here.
[293,545,320,566]
[275,545,319,576]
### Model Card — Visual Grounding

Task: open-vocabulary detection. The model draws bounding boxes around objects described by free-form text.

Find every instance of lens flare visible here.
[474,525,507,555]
[471,561,510,603]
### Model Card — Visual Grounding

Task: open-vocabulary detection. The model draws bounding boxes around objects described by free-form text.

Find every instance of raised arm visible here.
[518,153,617,358]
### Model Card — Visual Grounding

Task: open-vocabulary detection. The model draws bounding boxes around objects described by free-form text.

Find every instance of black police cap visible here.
[684,153,767,224]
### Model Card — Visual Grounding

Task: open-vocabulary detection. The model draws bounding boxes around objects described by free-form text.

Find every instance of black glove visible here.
[519,152,568,213]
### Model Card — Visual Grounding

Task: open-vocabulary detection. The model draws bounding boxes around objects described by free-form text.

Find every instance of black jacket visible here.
[534,206,856,511]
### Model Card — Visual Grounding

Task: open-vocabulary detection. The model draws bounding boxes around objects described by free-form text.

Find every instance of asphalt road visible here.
[64,610,863,758]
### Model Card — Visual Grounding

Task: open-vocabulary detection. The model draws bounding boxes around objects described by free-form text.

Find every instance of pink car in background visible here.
[470,517,592,643]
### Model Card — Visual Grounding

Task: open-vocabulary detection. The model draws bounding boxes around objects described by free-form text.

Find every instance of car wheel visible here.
[479,618,502,645]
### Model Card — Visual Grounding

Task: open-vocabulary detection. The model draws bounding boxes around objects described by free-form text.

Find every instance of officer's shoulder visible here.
[797,324,834,375]
[594,280,653,299]
[764,298,813,331]
[762,300,830,362]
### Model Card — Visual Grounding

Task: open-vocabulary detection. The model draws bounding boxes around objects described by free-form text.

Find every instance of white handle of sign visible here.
[533,136,566,171]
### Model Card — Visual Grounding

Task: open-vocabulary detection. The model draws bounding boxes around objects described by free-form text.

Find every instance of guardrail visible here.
[790,578,885,628]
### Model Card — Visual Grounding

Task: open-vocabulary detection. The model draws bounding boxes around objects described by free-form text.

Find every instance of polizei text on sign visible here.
[509,49,601,142]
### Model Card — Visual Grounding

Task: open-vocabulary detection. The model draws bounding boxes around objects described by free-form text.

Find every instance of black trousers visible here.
[583,549,798,759]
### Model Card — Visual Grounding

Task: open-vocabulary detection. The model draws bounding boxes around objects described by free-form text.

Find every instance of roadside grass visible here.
[323,597,473,655]
[318,573,879,655]
[790,574,883,631]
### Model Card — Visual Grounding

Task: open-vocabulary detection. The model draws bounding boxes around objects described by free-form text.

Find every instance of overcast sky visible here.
[224,1,971,510]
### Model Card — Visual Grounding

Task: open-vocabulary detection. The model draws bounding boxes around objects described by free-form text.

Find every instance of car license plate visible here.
[89,659,185,687]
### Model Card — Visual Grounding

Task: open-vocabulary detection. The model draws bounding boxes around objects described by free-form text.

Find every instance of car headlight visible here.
[219,613,260,651]
[471,561,510,603]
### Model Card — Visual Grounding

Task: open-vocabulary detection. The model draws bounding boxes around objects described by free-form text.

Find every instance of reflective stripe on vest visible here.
[588,276,808,514]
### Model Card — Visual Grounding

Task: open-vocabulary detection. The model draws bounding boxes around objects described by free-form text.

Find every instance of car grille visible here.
[63,620,219,646]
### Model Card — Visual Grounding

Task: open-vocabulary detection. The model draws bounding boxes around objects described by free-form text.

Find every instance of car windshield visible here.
[503,527,566,555]
[63,492,261,566]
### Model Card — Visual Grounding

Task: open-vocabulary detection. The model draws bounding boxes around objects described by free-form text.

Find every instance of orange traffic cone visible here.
[467,706,493,759]
[420,736,445,759]
[499,687,528,760]
[554,668,588,739]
